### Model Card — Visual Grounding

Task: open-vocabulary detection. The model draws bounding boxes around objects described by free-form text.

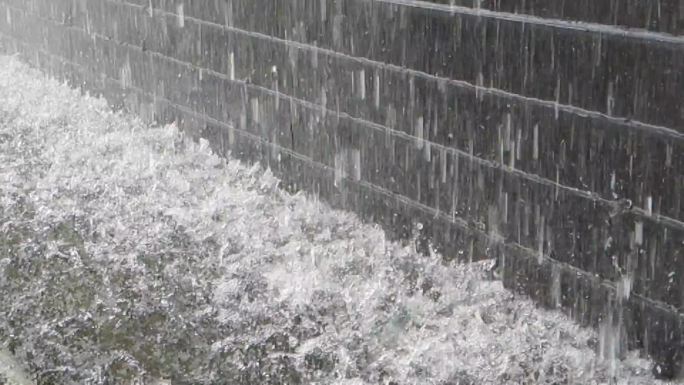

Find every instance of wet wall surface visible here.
[0,0,682,377]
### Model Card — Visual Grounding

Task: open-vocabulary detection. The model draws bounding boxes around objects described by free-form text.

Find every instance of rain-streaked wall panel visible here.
[0,0,682,377]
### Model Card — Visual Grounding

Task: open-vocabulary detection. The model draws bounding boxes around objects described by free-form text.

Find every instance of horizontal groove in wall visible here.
[3,2,683,233]
[376,0,684,44]
[422,0,683,36]
[5,32,681,322]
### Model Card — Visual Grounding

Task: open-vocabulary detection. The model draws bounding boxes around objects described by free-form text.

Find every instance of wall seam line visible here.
[372,0,684,45]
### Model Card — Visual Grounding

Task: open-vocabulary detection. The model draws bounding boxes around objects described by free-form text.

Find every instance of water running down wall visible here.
[0,0,682,378]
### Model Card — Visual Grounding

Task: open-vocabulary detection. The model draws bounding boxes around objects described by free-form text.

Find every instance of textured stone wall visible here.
[0,0,682,377]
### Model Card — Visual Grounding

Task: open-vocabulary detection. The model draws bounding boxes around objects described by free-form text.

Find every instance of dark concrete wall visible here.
[0,0,682,376]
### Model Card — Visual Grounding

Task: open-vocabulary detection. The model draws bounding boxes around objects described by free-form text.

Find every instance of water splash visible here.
[0,56,667,385]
